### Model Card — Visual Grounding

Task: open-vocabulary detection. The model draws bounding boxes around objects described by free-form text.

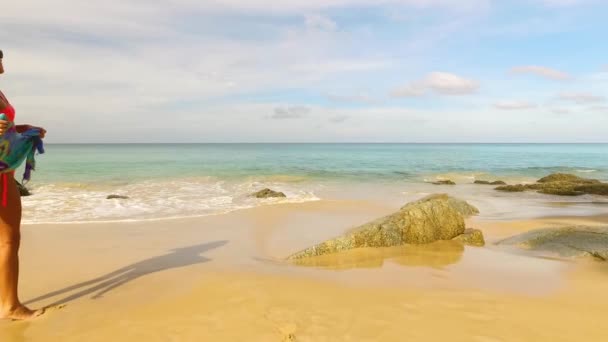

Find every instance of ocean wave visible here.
[21,177,320,224]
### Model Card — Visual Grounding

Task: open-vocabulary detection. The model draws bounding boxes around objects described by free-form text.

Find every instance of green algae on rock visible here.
[494,173,608,197]
[251,188,287,198]
[537,173,600,184]
[474,180,507,185]
[497,226,608,261]
[495,184,526,192]
[430,180,456,185]
[415,194,479,218]
[287,194,479,260]
[453,228,485,247]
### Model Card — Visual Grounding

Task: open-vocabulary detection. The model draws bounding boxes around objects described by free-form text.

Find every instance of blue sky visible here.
[1,0,607,142]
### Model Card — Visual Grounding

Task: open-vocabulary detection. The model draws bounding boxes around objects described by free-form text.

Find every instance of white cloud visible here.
[391,72,478,97]
[558,92,605,104]
[425,72,479,95]
[270,106,312,119]
[494,101,537,110]
[510,65,571,80]
[305,14,337,31]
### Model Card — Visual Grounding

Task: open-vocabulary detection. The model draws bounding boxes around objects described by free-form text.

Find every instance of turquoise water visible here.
[28,143,608,183]
[19,144,608,224]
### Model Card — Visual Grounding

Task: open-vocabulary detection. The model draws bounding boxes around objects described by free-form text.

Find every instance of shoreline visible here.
[4,198,608,341]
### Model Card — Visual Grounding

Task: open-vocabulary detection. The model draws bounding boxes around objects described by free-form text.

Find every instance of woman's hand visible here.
[0,119,9,135]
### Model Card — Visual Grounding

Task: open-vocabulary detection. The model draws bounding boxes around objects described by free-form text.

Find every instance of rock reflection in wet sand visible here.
[290,240,464,270]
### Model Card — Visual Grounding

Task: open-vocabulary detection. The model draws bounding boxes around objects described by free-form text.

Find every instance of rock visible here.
[453,228,485,247]
[107,194,129,199]
[15,181,31,196]
[474,180,506,185]
[495,184,526,192]
[431,180,456,185]
[494,173,608,197]
[497,226,608,260]
[537,173,599,184]
[251,188,286,198]
[287,194,472,259]
[416,194,479,218]
[573,183,608,196]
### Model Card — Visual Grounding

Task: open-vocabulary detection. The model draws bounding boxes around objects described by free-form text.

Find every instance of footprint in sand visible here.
[278,323,297,341]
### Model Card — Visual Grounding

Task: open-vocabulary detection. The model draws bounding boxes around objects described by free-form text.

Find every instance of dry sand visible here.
[1,199,608,341]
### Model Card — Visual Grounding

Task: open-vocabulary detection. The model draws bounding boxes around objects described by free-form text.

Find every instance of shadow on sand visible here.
[24,240,228,307]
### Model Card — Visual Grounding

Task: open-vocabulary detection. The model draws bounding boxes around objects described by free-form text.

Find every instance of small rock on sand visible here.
[251,188,287,198]
[107,194,129,199]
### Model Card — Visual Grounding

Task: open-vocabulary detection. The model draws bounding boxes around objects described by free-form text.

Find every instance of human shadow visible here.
[24,240,228,306]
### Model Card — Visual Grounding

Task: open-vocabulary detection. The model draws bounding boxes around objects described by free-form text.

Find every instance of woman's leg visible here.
[0,174,43,320]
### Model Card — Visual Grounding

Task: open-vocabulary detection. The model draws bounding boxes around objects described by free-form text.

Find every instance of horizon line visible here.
[43,142,608,144]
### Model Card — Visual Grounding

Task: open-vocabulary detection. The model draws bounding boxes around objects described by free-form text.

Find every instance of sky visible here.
[1,0,607,143]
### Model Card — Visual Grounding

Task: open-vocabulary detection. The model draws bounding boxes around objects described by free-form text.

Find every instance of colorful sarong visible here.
[0,113,45,205]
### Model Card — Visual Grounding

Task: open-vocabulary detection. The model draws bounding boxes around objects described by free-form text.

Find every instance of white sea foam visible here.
[576,169,597,173]
[21,177,320,224]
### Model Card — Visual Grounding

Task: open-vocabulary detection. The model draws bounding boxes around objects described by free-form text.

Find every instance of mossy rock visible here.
[573,184,608,196]
[399,194,479,218]
[287,194,476,259]
[495,184,526,192]
[453,228,485,247]
[498,226,608,260]
[495,173,608,197]
[474,180,506,185]
[107,194,129,199]
[537,173,599,184]
[251,188,286,198]
[431,180,456,185]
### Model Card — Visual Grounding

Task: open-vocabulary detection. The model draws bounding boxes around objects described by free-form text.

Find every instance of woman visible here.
[0,49,47,320]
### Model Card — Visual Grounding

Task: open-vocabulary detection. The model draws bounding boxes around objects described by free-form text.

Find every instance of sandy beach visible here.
[0,197,607,341]
[5,0,608,338]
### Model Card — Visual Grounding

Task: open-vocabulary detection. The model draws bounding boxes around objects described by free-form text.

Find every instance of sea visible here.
[18,143,608,224]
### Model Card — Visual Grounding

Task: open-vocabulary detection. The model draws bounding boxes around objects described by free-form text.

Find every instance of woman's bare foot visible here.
[0,305,45,321]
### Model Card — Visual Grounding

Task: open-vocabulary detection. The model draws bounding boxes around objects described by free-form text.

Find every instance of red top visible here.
[0,90,16,206]
[0,91,15,121]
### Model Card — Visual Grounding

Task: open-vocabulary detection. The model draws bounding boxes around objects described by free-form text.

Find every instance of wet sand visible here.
[2,199,608,341]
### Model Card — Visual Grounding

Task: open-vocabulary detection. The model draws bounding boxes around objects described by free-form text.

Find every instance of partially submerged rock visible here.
[537,173,599,184]
[495,173,608,196]
[453,228,485,247]
[431,180,456,185]
[288,194,478,260]
[251,188,286,198]
[495,184,526,192]
[498,226,608,260]
[107,194,129,199]
[474,180,506,185]
[573,183,608,196]
[16,181,31,196]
